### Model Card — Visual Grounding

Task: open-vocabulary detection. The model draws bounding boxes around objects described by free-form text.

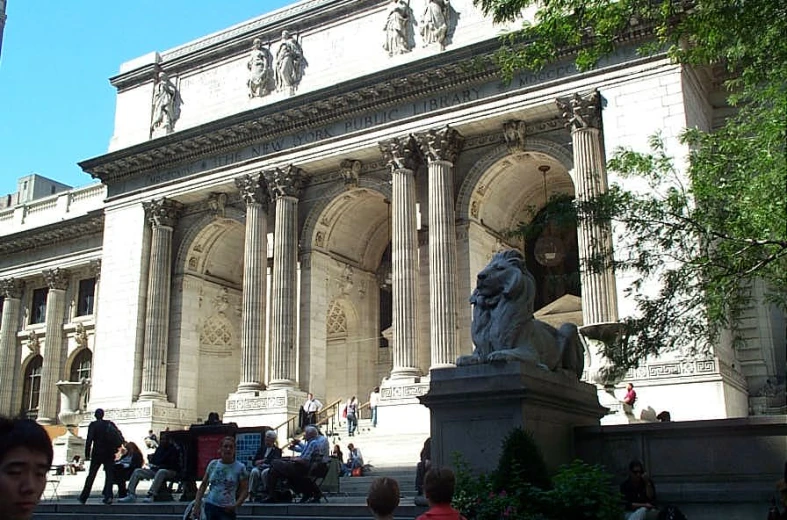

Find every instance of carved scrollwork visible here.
[143,198,184,228]
[379,136,419,172]
[556,90,602,130]
[414,125,464,163]
[0,278,24,299]
[43,268,69,291]
[263,165,306,200]
[235,173,269,206]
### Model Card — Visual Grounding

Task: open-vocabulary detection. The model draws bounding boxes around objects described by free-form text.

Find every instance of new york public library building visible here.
[0,0,784,449]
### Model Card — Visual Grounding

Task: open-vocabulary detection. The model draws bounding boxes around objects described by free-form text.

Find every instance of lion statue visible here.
[456,249,584,378]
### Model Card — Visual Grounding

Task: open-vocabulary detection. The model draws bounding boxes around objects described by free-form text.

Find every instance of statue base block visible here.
[52,430,86,467]
[420,362,607,474]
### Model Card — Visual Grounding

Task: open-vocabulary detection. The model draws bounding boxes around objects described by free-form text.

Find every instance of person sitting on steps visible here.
[118,434,181,503]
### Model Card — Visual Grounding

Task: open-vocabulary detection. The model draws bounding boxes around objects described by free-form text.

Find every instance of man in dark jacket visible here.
[79,408,122,505]
[117,434,181,503]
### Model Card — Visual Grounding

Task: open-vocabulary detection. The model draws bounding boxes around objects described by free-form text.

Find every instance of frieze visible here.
[226,395,287,411]
[0,215,104,256]
[380,383,429,400]
[86,45,643,195]
[626,358,719,380]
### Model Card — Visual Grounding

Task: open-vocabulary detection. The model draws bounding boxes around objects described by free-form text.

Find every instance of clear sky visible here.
[0,0,293,197]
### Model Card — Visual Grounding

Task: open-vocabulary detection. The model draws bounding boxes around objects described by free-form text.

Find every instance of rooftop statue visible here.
[457,249,584,378]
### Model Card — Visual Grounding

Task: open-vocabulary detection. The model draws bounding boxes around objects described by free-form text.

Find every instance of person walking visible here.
[346,396,359,437]
[192,436,248,519]
[79,408,123,505]
[369,387,380,428]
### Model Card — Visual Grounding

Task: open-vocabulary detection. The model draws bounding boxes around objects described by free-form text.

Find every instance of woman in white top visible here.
[192,436,248,520]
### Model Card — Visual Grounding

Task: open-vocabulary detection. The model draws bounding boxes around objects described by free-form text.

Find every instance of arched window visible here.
[70,349,92,382]
[21,355,43,419]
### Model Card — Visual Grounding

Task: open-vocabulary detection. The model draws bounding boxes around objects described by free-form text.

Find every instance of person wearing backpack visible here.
[79,408,124,505]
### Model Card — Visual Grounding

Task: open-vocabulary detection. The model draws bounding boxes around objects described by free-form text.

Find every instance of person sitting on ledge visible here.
[620,460,659,520]
[118,434,181,503]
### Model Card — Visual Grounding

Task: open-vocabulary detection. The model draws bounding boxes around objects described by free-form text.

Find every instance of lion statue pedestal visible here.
[419,250,606,474]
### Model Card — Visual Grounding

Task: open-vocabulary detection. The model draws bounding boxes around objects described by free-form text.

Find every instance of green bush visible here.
[452,430,622,520]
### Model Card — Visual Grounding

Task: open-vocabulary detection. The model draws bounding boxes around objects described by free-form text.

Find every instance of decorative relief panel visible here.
[247,38,274,98]
[381,383,429,400]
[626,358,718,380]
[226,395,286,411]
[340,159,362,189]
[326,300,348,337]
[274,30,307,95]
[419,0,452,50]
[383,0,414,56]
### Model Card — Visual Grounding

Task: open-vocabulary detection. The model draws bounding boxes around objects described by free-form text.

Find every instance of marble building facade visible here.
[0,0,783,441]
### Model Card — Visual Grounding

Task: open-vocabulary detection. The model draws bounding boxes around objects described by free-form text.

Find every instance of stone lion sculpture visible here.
[456,249,584,378]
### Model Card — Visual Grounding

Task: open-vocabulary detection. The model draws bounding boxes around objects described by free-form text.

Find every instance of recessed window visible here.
[31,288,48,324]
[70,349,92,405]
[76,278,96,316]
[22,355,43,419]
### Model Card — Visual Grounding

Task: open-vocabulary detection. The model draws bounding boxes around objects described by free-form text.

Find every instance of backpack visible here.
[105,421,125,449]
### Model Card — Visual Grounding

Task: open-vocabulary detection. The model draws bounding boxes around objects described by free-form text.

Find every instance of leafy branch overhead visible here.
[484,0,787,366]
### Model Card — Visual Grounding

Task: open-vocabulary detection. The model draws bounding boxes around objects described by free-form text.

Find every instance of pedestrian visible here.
[192,436,248,519]
[369,387,381,428]
[79,408,123,505]
[346,396,358,436]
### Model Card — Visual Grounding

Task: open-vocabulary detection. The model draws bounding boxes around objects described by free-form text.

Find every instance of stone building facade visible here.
[0,0,783,442]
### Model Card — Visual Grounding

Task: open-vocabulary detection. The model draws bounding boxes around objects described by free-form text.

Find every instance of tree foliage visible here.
[481,0,787,365]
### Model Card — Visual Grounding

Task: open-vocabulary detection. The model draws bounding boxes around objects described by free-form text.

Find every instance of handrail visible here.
[358,401,372,420]
[314,399,343,438]
[272,414,300,441]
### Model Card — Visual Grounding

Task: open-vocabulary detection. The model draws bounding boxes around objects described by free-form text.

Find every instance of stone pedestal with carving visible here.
[52,381,87,465]
[376,378,431,434]
[224,388,307,433]
[420,363,606,474]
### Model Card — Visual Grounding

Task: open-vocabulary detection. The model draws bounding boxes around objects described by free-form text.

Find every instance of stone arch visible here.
[175,207,246,277]
[324,297,362,403]
[67,347,92,382]
[20,354,43,417]
[456,138,574,224]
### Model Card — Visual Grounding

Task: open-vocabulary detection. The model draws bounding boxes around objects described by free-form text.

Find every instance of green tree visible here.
[479,0,787,366]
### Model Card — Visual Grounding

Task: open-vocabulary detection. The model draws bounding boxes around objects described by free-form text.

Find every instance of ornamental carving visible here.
[556,90,602,130]
[502,120,527,154]
[419,0,451,50]
[339,159,362,189]
[383,0,414,56]
[89,259,102,281]
[207,192,228,218]
[43,268,69,291]
[235,173,268,206]
[74,323,89,349]
[0,278,24,299]
[143,198,184,228]
[27,330,40,354]
[274,30,307,95]
[263,165,306,200]
[414,125,464,163]
[151,71,179,135]
[247,38,274,98]
[379,136,419,171]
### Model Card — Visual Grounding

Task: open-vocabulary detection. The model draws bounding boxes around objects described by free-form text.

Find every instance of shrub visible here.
[541,460,622,520]
[493,428,551,492]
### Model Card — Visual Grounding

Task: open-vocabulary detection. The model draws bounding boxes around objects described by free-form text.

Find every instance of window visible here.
[30,288,48,324]
[21,355,43,419]
[70,349,92,404]
[76,278,96,316]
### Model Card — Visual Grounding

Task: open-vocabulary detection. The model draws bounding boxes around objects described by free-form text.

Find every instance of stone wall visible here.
[574,416,787,520]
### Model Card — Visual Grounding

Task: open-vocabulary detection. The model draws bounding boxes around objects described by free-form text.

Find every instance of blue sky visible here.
[0,0,292,196]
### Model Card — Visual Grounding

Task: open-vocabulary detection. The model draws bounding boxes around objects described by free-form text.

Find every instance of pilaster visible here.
[414,126,464,369]
[139,198,183,401]
[263,165,304,389]
[379,137,421,379]
[37,268,70,425]
[0,279,24,416]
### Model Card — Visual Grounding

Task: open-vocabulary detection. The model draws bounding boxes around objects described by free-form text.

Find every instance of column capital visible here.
[143,198,184,228]
[0,278,24,299]
[503,120,527,154]
[556,90,602,131]
[235,173,269,206]
[339,159,362,189]
[414,126,464,164]
[263,165,305,200]
[43,268,69,291]
[379,136,419,172]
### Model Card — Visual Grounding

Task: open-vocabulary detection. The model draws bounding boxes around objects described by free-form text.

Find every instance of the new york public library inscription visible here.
[116,45,638,196]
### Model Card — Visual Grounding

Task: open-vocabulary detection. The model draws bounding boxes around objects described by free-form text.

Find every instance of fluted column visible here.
[0,279,24,416]
[557,91,618,324]
[414,126,464,369]
[263,165,304,389]
[139,198,183,401]
[235,173,269,392]
[37,268,69,424]
[380,137,421,378]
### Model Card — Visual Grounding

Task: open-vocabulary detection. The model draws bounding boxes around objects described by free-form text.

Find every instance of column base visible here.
[377,378,431,434]
[35,416,56,426]
[236,382,265,393]
[225,388,307,432]
[389,367,421,380]
[266,379,297,390]
[137,391,169,402]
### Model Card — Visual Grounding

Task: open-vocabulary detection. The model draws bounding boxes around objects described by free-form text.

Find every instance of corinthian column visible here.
[379,137,421,378]
[557,91,618,324]
[139,198,184,401]
[37,268,69,425]
[235,173,269,392]
[0,279,24,416]
[263,165,304,389]
[414,126,464,369]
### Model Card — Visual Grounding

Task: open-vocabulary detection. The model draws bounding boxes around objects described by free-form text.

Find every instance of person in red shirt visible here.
[416,467,467,520]
[623,383,637,406]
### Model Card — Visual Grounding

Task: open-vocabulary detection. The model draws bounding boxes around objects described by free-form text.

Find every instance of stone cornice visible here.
[109,0,383,90]
[83,26,657,187]
[0,212,104,257]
